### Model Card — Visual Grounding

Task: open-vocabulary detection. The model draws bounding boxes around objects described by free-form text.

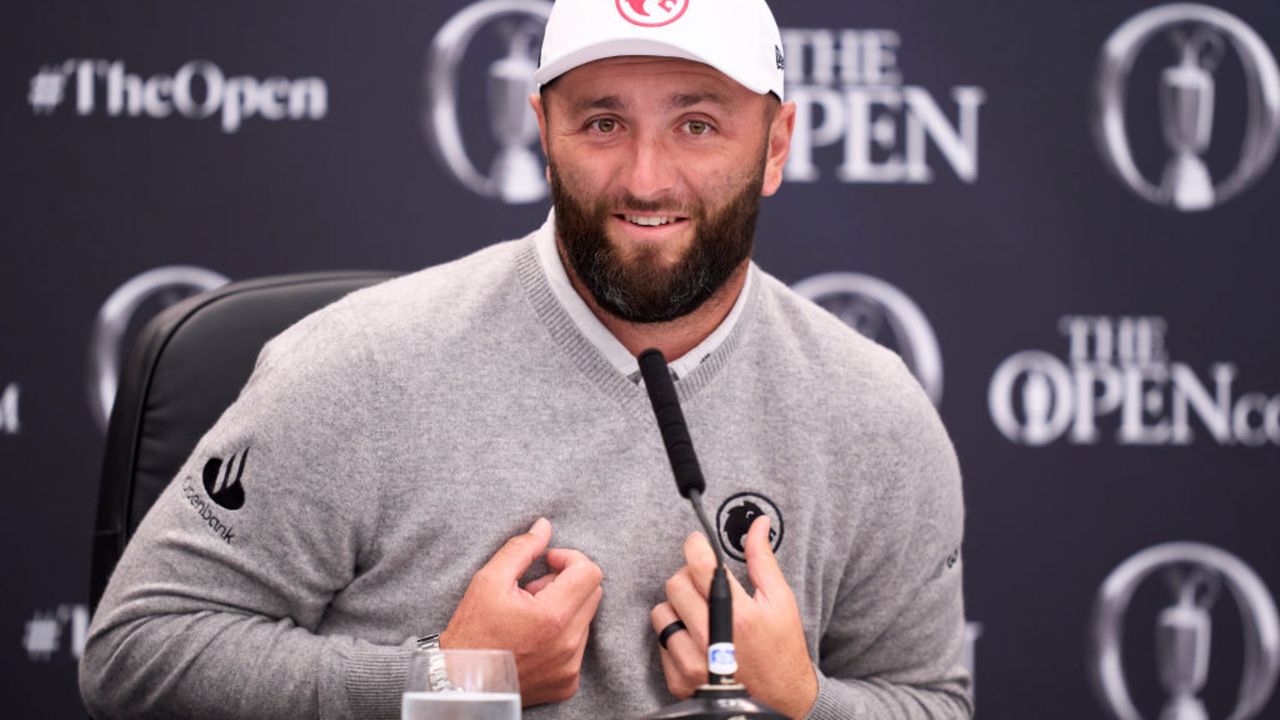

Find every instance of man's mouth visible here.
[617,214,689,228]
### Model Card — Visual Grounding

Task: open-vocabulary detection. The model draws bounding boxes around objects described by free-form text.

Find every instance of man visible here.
[80,0,971,718]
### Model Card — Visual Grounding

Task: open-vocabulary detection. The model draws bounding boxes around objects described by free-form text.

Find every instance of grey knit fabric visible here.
[81,235,971,719]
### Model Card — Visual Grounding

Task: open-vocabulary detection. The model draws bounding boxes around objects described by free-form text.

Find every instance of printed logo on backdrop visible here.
[990,316,1280,447]
[424,3,986,203]
[22,604,88,662]
[616,0,688,28]
[28,59,328,133]
[424,0,553,204]
[781,28,986,184]
[0,382,18,435]
[792,273,943,406]
[88,266,230,431]
[1088,542,1280,720]
[1094,4,1280,211]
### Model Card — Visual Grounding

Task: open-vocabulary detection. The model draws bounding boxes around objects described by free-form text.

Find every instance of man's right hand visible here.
[439,517,604,707]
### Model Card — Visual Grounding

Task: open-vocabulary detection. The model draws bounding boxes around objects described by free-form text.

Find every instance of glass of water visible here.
[403,648,521,720]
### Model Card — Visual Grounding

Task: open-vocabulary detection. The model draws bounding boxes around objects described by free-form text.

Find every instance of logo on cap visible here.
[616,0,689,28]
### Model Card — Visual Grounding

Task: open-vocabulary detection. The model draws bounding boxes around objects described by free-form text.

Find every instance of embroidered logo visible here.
[616,0,689,28]
[775,45,785,71]
[202,447,249,511]
[716,492,783,562]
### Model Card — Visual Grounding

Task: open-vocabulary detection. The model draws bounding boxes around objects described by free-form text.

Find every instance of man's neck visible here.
[557,241,750,362]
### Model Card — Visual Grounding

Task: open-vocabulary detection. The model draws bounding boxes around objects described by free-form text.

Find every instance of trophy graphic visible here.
[1093,4,1280,212]
[487,22,547,204]
[1154,567,1220,720]
[1158,27,1225,211]
[424,0,553,205]
[1089,542,1280,720]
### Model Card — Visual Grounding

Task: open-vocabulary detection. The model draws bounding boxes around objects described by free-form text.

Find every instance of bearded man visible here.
[80,0,972,718]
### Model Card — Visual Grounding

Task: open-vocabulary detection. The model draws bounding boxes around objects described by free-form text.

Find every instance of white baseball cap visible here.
[534,0,785,100]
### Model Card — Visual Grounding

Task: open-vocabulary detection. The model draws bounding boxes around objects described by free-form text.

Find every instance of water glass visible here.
[403,648,521,720]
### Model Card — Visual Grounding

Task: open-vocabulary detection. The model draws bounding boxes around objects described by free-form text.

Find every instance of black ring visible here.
[658,620,687,649]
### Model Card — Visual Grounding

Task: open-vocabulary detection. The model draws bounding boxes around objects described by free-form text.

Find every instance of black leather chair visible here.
[89,271,397,613]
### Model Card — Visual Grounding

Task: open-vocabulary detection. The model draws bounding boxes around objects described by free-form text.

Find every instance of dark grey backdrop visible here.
[4,1,1279,717]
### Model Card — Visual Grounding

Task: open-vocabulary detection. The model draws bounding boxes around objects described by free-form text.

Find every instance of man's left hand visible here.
[650,516,818,719]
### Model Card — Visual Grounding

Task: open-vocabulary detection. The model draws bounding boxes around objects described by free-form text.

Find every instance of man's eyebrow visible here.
[574,95,626,113]
[668,92,727,110]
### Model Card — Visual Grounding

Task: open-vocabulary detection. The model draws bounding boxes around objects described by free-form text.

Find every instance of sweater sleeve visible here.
[79,305,414,720]
[806,362,973,720]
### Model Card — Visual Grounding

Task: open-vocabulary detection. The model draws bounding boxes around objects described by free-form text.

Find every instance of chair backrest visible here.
[90,271,397,612]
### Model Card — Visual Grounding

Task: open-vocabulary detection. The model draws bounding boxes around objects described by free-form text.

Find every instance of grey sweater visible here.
[80,236,972,719]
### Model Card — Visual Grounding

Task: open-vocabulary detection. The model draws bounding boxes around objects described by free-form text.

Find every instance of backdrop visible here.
[4,1,1279,717]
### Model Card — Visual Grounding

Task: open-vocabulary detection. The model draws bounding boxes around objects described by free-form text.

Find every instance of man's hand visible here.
[651,516,817,719]
[441,518,604,707]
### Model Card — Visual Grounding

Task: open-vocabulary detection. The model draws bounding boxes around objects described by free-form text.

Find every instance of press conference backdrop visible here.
[4,1,1279,717]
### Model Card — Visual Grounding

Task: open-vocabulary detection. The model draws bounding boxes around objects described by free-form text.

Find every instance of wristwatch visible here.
[415,633,455,691]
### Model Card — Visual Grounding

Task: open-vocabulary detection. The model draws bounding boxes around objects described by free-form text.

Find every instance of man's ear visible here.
[761,100,796,197]
[529,92,552,184]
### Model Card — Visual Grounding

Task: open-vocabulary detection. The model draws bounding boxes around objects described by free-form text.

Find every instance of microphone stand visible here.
[638,350,789,720]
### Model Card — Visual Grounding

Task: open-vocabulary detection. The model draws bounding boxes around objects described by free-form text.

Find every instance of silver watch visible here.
[415,633,455,691]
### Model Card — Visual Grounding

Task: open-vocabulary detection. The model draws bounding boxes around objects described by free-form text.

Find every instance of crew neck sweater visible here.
[81,234,972,719]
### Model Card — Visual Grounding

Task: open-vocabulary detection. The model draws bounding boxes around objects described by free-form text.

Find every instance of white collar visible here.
[533,210,753,382]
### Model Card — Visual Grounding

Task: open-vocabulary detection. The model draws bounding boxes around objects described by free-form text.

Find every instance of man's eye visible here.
[686,120,711,135]
[590,118,618,133]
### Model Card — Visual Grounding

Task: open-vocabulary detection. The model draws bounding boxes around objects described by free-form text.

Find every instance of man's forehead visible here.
[550,56,747,98]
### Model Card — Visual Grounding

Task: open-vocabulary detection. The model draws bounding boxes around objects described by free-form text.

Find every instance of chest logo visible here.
[716,492,783,562]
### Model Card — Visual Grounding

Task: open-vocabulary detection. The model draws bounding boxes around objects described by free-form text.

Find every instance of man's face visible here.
[533,57,793,323]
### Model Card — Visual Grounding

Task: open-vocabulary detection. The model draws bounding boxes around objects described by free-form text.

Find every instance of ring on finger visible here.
[658,620,688,650]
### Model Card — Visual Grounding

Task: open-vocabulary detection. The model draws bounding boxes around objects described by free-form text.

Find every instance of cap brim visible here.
[534,38,771,96]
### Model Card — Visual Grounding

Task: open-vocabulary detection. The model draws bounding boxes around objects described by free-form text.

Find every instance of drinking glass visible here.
[402,648,521,720]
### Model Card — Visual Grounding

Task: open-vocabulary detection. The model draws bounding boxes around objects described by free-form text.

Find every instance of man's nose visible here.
[619,134,679,202]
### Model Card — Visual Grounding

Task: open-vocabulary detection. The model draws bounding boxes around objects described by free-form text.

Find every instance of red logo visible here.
[616,0,689,28]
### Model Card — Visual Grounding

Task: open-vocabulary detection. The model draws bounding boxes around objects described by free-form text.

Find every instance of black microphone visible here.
[637,349,705,499]
[638,349,788,720]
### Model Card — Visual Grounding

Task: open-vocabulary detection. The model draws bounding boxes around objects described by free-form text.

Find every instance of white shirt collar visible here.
[534,210,753,381]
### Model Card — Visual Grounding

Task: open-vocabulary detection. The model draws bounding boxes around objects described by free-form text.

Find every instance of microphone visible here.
[638,349,788,720]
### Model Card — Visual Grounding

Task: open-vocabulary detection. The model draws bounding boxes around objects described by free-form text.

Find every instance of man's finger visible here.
[682,532,719,591]
[682,533,752,607]
[744,516,787,598]
[653,600,706,691]
[484,517,553,584]
[664,569,710,647]
[535,549,604,610]
[522,572,559,596]
[545,547,589,571]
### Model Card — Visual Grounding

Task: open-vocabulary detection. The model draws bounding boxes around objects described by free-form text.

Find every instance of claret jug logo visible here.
[989,316,1280,447]
[793,272,943,406]
[1089,542,1280,720]
[1094,4,1280,211]
[716,492,783,563]
[423,0,552,205]
[616,0,688,28]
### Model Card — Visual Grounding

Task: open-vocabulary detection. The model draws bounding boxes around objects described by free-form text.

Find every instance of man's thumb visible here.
[744,516,786,595]
[486,517,552,582]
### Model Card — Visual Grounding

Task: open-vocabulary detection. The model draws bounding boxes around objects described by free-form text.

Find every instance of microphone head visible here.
[638,348,707,499]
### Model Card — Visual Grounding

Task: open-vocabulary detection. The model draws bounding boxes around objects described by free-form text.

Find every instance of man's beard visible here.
[549,158,763,324]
